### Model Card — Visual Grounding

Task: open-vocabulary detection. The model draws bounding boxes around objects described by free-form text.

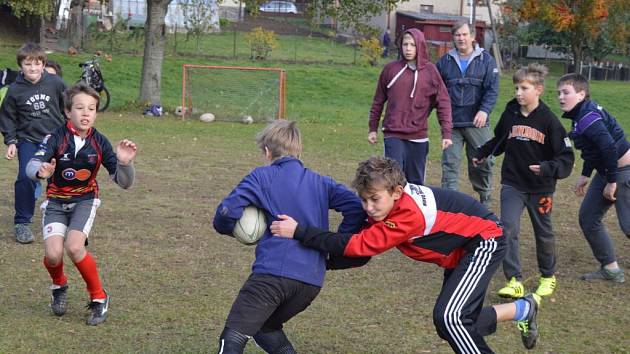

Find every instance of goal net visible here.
[182,65,286,122]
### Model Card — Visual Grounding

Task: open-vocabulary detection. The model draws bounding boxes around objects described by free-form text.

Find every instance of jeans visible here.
[384,137,428,185]
[15,140,41,224]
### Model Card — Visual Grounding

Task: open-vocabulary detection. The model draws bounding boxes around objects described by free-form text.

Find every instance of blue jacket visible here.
[213,157,365,287]
[436,46,499,128]
[562,100,630,183]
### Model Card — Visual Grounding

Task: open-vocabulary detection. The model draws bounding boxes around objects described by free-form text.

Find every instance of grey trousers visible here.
[500,184,556,280]
[441,126,494,202]
[579,165,630,266]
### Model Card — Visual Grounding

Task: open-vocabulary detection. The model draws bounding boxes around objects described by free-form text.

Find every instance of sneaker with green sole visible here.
[517,293,540,350]
[535,275,556,297]
[580,267,625,283]
[498,277,525,298]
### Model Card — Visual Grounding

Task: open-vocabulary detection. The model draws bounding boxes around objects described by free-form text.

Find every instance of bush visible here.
[219,18,231,28]
[245,27,278,60]
[358,37,383,66]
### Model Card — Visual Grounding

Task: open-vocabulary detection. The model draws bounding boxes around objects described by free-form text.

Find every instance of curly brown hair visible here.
[352,156,406,195]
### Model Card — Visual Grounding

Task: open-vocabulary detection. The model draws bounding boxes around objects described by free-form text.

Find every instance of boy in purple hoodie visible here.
[368,28,453,185]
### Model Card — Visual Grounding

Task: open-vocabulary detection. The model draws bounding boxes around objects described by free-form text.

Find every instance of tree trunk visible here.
[70,1,84,48]
[140,0,173,105]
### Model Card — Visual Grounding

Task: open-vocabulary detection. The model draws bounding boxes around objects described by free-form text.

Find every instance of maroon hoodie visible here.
[369,28,452,141]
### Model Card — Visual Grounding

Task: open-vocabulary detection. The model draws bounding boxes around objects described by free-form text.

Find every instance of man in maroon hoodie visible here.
[368,28,453,185]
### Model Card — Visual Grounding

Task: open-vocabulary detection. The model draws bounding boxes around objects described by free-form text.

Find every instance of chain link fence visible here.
[502,44,630,81]
[57,4,393,66]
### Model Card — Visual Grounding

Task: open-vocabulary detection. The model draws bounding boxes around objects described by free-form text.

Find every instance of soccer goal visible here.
[182,65,286,122]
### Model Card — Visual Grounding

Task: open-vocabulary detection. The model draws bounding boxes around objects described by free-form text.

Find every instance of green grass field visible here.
[0,36,629,353]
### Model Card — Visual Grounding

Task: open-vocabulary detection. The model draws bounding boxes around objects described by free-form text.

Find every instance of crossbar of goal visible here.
[181,64,286,121]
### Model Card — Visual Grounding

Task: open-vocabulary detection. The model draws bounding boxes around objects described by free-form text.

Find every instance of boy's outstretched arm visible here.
[272,215,353,256]
[273,212,413,257]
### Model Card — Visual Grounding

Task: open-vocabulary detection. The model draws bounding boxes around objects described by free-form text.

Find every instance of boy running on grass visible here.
[473,64,574,299]
[213,120,367,353]
[26,83,137,325]
[0,42,66,243]
[557,73,629,283]
[271,156,541,353]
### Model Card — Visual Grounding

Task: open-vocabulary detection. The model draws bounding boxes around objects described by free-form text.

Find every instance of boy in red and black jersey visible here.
[26,83,137,326]
[271,156,541,353]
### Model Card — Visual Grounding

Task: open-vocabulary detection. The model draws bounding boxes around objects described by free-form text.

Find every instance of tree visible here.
[515,0,630,66]
[0,0,56,18]
[309,0,408,36]
[181,0,220,51]
[140,0,173,105]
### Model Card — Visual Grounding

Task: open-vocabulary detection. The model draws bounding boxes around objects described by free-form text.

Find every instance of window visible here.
[439,26,450,33]
[420,4,433,13]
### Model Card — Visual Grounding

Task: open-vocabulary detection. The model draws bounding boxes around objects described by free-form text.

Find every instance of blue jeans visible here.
[579,166,630,266]
[15,140,41,224]
[384,137,428,185]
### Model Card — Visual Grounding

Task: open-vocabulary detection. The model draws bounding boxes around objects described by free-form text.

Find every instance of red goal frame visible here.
[181,64,286,120]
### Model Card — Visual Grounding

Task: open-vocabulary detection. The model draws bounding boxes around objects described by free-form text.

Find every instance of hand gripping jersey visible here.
[33,122,119,202]
[294,184,504,269]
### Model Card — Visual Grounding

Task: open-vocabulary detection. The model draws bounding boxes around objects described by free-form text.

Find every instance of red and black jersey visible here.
[294,184,503,269]
[33,121,118,202]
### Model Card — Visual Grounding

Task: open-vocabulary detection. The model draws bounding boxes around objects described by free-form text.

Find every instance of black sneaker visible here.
[86,291,109,326]
[517,293,540,350]
[51,284,68,316]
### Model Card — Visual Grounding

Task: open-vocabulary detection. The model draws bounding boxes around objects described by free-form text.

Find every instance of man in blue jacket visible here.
[213,120,368,354]
[437,21,499,206]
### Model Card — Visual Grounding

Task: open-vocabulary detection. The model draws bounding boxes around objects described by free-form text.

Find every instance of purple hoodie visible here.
[369,28,452,141]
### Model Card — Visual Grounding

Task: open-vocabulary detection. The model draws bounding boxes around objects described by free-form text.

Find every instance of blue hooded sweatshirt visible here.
[213,157,365,287]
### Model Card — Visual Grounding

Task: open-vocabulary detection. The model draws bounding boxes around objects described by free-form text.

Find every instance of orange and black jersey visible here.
[293,184,503,269]
[33,122,118,202]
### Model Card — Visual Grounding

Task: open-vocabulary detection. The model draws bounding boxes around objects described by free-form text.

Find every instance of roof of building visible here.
[397,11,485,25]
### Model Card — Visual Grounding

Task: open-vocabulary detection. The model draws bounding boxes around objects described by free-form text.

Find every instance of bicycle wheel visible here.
[97,85,110,112]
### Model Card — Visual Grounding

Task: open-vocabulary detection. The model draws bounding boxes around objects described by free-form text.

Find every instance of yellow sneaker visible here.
[535,275,556,297]
[497,277,525,298]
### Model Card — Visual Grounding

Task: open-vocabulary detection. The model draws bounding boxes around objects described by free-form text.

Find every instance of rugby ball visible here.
[233,206,267,245]
[242,115,254,124]
[199,113,216,123]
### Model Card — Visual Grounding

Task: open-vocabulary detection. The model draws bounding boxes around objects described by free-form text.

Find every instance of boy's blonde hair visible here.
[256,120,302,159]
[64,83,101,111]
[557,73,590,100]
[16,42,46,67]
[513,63,548,87]
[352,156,407,195]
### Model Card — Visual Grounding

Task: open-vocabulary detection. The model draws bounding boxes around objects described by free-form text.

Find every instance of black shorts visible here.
[225,273,321,336]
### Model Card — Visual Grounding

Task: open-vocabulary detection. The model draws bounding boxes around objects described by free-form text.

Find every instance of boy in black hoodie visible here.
[473,64,574,299]
[0,43,66,243]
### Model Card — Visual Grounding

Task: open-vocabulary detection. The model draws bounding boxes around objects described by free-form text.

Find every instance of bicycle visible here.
[77,55,110,112]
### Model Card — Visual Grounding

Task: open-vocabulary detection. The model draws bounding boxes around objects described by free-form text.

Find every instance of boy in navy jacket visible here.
[557,73,629,283]
[272,156,541,353]
[0,43,66,243]
[213,120,366,353]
